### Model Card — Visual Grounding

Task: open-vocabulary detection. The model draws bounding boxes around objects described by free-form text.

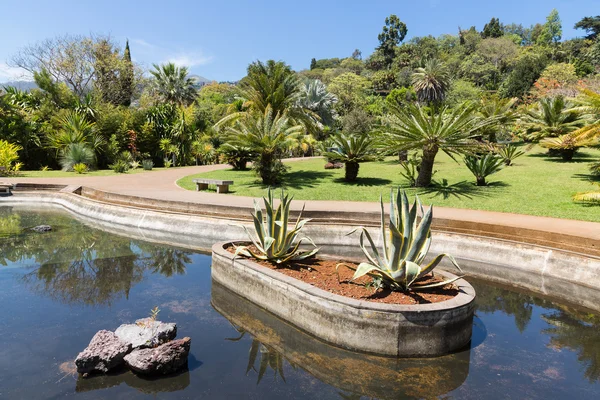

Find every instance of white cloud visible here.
[130,38,155,49]
[165,52,214,68]
[0,62,32,82]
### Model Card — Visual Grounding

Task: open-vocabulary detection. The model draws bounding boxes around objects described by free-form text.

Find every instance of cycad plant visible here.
[464,153,505,186]
[573,183,600,204]
[478,95,518,142]
[225,106,303,185]
[539,130,599,161]
[522,96,585,141]
[234,189,319,264]
[323,133,377,182]
[495,144,525,166]
[340,190,462,292]
[383,102,493,187]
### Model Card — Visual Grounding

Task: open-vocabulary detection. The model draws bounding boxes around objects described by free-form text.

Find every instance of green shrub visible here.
[72,163,88,174]
[340,190,462,292]
[142,159,154,170]
[130,160,140,170]
[0,139,23,174]
[109,160,130,173]
[234,189,319,264]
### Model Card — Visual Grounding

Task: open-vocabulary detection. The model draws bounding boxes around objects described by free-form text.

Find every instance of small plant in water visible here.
[234,188,319,264]
[339,189,463,292]
[136,306,161,347]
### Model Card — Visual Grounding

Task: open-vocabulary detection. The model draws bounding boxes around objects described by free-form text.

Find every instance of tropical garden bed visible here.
[224,244,459,305]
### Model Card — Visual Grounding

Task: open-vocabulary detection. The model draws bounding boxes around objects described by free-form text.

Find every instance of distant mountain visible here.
[1,80,37,91]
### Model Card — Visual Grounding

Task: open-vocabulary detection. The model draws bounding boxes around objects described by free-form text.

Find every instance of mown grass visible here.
[10,167,167,178]
[177,145,600,222]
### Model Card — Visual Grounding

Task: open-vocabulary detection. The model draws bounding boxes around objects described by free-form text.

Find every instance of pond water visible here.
[0,206,599,399]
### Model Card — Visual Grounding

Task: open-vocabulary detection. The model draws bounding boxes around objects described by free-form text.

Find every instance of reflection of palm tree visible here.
[226,324,293,384]
[542,308,600,382]
[473,282,537,332]
[136,245,191,277]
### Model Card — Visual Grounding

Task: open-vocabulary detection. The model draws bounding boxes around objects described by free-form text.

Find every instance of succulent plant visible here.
[342,189,462,291]
[235,189,319,264]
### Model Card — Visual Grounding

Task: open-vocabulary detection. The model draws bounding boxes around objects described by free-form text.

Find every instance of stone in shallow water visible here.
[31,225,52,233]
[75,330,132,374]
[115,318,177,349]
[124,337,191,375]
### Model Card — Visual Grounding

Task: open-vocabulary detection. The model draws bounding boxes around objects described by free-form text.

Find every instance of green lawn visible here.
[11,167,167,178]
[177,146,600,222]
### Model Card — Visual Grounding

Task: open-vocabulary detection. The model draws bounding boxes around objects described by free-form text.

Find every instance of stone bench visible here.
[0,183,14,195]
[192,179,234,194]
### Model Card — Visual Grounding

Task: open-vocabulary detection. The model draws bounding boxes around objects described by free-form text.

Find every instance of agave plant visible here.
[234,189,319,264]
[341,190,462,292]
[464,153,505,186]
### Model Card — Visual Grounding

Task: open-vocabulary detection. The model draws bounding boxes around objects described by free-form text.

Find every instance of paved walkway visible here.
[4,159,600,244]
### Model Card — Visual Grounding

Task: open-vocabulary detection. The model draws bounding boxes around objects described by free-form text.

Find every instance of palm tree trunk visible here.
[476,176,486,186]
[345,161,360,181]
[561,149,576,161]
[416,147,438,187]
[398,151,408,162]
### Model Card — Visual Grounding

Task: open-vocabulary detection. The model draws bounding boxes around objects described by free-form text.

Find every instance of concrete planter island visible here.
[211,242,476,357]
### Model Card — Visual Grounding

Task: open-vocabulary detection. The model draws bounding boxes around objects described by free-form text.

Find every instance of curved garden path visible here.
[3,157,600,253]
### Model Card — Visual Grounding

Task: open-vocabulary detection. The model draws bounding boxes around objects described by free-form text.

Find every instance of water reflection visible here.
[0,207,193,306]
[211,281,471,399]
[543,307,600,382]
[75,367,191,393]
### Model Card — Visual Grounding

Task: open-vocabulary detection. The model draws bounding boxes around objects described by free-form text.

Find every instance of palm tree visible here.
[411,59,451,106]
[59,143,96,171]
[383,102,493,187]
[47,110,105,156]
[216,60,317,132]
[296,79,338,127]
[521,96,585,141]
[540,128,600,160]
[150,63,197,106]
[323,133,377,181]
[464,153,505,186]
[226,105,303,185]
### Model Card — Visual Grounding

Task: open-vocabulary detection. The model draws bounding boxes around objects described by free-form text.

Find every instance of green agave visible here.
[343,189,463,291]
[235,189,319,264]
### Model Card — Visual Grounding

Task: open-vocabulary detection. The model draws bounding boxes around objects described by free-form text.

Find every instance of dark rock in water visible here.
[31,225,52,233]
[75,330,132,374]
[124,337,191,376]
[115,319,176,349]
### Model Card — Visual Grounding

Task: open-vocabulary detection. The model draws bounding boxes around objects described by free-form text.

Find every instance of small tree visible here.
[377,14,408,68]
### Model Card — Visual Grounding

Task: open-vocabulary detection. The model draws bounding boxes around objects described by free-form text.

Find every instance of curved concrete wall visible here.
[3,191,600,311]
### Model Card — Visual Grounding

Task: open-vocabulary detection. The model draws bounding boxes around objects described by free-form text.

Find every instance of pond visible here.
[0,206,599,399]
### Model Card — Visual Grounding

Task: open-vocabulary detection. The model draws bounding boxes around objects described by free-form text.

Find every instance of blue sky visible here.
[0,0,598,82]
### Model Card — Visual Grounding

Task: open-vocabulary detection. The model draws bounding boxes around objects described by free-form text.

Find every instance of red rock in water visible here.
[75,330,132,374]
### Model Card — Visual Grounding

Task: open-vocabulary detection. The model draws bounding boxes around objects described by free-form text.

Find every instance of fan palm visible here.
[323,133,378,182]
[411,59,451,106]
[226,105,303,185]
[47,111,105,155]
[296,79,338,127]
[59,143,96,171]
[383,102,494,187]
[521,96,585,141]
[150,63,197,106]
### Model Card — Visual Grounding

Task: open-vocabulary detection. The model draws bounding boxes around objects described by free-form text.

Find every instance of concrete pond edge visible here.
[211,241,476,357]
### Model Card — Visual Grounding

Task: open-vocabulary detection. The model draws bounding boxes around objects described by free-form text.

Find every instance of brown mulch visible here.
[225,245,459,305]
